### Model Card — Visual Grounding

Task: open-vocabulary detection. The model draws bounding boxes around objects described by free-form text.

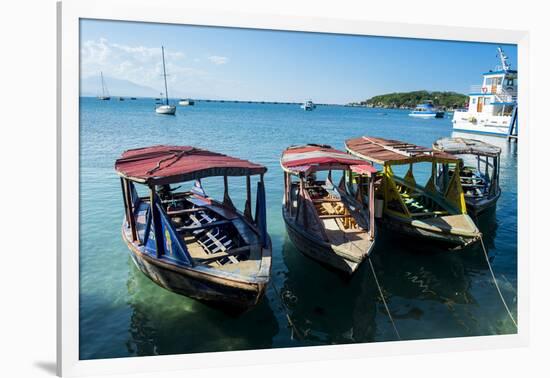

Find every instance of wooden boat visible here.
[115,145,271,310]
[433,137,501,216]
[345,136,481,249]
[281,144,377,274]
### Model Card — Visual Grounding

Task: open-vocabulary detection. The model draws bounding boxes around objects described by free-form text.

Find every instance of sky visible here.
[80,19,518,104]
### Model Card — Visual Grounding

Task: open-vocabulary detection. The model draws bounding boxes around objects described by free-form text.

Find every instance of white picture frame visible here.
[58,1,530,376]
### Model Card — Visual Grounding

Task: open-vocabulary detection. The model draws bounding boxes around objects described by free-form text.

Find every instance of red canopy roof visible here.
[115,145,267,185]
[280,144,376,175]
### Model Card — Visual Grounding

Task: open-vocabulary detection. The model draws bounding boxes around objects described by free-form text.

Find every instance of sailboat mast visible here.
[100,71,106,97]
[161,46,169,105]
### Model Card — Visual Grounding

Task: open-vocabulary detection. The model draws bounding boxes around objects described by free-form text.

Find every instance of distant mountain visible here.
[80,75,227,100]
[80,76,162,98]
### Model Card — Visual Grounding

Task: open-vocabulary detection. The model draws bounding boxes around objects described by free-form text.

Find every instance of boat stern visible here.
[411,213,481,248]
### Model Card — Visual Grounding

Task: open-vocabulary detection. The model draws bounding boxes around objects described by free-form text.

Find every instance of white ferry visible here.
[452,47,517,138]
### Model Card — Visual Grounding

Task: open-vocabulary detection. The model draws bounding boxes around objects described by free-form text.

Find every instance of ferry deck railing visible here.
[469,85,517,103]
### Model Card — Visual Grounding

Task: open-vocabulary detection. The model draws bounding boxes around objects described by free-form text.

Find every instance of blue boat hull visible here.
[122,227,270,311]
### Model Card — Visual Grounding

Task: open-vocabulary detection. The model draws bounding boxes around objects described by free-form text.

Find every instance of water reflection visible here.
[280,238,381,345]
[280,229,514,342]
[469,208,499,267]
[125,258,279,356]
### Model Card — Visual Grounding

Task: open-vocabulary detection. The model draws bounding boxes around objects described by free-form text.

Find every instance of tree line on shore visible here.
[348,90,468,110]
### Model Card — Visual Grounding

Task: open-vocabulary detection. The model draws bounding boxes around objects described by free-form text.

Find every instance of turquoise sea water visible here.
[79,97,517,359]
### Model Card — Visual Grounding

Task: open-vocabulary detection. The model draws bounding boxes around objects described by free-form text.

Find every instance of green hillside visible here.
[351,91,468,109]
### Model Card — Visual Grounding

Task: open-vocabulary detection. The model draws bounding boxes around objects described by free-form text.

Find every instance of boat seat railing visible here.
[319,214,351,219]
[198,231,232,254]
[194,245,252,264]
[166,207,207,216]
[394,178,453,213]
[403,193,448,216]
[196,227,240,264]
[461,183,486,189]
[183,211,215,226]
[410,211,448,218]
[177,219,231,233]
[312,198,341,203]
[180,211,244,265]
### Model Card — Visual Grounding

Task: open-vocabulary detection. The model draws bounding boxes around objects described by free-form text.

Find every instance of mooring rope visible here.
[479,238,518,328]
[345,232,401,340]
[269,281,304,340]
[368,257,401,340]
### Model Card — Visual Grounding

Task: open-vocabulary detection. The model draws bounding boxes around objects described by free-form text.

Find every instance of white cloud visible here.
[80,38,211,95]
[80,38,242,98]
[207,55,229,65]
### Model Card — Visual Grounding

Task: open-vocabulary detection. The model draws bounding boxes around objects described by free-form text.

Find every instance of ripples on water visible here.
[79,98,517,359]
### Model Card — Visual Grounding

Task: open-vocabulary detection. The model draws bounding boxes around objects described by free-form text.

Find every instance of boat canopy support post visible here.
[356,174,364,202]
[283,172,290,211]
[489,155,499,196]
[254,174,268,247]
[286,173,293,214]
[295,177,304,227]
[244,175,252,220]
[120,178,130,228]
[150,186,165,258]
[123,179,138,242]
[223,175,236,211]
[368,177,375,240]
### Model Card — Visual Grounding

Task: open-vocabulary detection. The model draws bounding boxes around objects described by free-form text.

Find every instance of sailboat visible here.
[155,46,177,115]
[97,71,110,101]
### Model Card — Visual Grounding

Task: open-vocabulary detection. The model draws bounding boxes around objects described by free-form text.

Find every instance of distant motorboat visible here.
[130,97,137,100]
[301,100,316,111]
[155,46,176,115]
[179,99,195,106]
[409,101,444,118]
[118,97,125,101]
[97,71,110,100]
